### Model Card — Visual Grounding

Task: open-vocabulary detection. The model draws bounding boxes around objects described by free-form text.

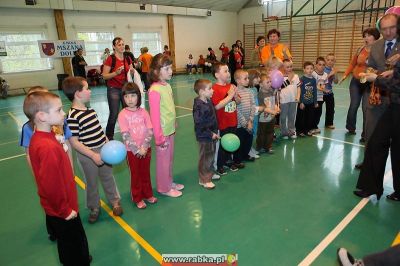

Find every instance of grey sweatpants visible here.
[76,147,121,210]
[280,102,298,136]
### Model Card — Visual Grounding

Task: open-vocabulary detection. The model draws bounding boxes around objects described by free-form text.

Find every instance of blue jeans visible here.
[345,77,369,138]
[105,86,124,140]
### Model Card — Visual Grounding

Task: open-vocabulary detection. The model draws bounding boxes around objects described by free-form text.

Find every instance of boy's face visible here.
[236,73,249,87]
[215,65,230,83]
[41,98,65,126]
[252,76,261,86]
[76,81,91,103]
[283,62,293,74]
[124,93,138,108]
[315,60,326,73]
[304,65,314,75]
[200,84,214,99]
[326,56,335,67]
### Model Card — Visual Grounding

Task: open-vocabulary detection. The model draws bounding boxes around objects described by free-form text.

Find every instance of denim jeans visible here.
[105,86,124,140]
[345,77,369,138]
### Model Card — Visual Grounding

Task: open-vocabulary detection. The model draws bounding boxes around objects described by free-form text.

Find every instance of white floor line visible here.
[0,153,26,162]
[175,105,193,111]
[312,135,365,148]
[7,111,23,127]
[0,139,18,146]
[298,198,370,266]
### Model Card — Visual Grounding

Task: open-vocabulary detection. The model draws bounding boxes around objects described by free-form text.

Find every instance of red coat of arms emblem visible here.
[41,43,55,56]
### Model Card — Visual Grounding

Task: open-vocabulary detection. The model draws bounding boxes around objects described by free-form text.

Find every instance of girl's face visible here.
[283,62,293,74]
[123,93,138,109]
[252,76,261,86]
[113,40,125,54]
[258,38,266,47]
[363,33,376,46]
[159,64,173,82]
[326,56,335,67]
[260,79,272,91]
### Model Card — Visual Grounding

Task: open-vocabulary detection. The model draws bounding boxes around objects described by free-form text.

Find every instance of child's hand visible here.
[227,86,235,98]
[300,103,305,110]
[65,210,77,220]
[91,153,104,166]
[212,133,220,140]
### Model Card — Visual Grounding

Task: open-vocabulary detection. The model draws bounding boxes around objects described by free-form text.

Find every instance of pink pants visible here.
[155,134,175,193]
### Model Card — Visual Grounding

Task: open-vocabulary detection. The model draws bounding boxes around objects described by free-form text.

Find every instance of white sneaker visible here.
[199,182,215,189]
[172,183,184,190]
[290,134,297,139]
[211,174,221,180]
[314,128,321,134]
[254,154,260,159]
[160,189,182,197]
[282,136,289,140]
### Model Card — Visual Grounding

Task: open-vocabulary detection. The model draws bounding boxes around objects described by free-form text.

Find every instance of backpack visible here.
[107,54,132,86]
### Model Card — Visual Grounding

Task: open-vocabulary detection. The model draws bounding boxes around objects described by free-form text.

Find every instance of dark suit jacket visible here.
[368,38,400,72]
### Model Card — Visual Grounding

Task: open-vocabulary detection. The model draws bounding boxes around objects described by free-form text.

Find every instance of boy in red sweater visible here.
[23,91,91,265]
[211,63,244,176]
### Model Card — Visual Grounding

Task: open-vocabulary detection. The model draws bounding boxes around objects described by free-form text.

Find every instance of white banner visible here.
[38,40,86,58]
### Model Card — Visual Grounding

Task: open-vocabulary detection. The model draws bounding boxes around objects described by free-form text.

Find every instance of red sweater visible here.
[29,131,78,219]
[211,83,238,130]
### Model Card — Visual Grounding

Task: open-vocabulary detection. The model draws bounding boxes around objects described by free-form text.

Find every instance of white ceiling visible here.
[90,0,260,12]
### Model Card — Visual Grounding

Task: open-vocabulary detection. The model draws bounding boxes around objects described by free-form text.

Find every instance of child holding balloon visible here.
[63,77,123,223]
[118,82,157,208]
[148,54,184,198]
[193,79,220,189]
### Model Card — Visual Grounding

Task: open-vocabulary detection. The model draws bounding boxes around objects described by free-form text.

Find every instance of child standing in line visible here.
[211,62,243,176]
[20,86,73,242]
[63,77,123,224]
[118,83,157,209]
[148,53,184,198]
[296,61,318,137]
[23,91,91,265]
[324,53,338,129]
[312,56,329,134]
[280,59,300,139]
[257,74,279,153]
[235,69,256,162]
[247,69,262,159]
[193,79,220,189]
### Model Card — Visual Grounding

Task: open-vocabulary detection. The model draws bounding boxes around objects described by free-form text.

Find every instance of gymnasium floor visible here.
[0,73,399,266]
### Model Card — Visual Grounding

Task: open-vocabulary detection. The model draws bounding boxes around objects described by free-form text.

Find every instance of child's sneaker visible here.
[88,208,100,224]
[212,174,221,180]
[216,167,227,176]
[267,149,274,154]
[199,181,216,189]
[145,196,158,204]
[112,203,123,216]
[230,164,239,172]
[172,183,184,191]
[254,154,260,159]
[313,128,321,134]
[290,134,297,139]
[326,125,335,129]
[307,131,313,136]
[298,133,306,137]
[136,200,147,209]
[234,163,245,169]
[160,189,182,197]
[282,135,289,140]
[257,148,267,153]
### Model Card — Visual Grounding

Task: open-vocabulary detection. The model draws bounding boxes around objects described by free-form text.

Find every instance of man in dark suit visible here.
[354,13,400,201]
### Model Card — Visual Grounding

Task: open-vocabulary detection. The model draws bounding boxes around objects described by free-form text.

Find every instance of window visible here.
[132,32,162,57]
[76,32,114,66]
[0,32,52,73]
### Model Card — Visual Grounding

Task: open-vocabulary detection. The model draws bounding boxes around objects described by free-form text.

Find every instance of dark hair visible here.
[194,79,212,95]
[212,62,228,79]
[164,45,169,49]
[62,76,86,102]
[303,61,314,69]
[236,40,243,47]
[122,82,141,108]
[208,47,212,51]
[316,56,326,64]
[112,37,123,47]
[267,29,281,39]
[256,36,265,45]
[362,27,380,40]
[124,44,130,50]
[148,53,173,83]
[232,44,238,49]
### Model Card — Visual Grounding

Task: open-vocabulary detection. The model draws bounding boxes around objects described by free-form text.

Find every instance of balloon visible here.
[376,17,382,30]
[221,133,240,152]
[100,140,127,165]
[385,6,400,15]
[270,69,284,89]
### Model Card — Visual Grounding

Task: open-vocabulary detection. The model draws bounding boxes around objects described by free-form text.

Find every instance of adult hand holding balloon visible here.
[100,140,127,165]
[221,133,240,152]
[270,69,284,89]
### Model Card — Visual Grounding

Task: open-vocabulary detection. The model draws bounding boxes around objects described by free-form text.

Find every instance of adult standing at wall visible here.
[236,40,245,66]
[72,48,87,78]
[260,29,292,65]
[102,37,143,140]
[340,28,380,141]
[249,36,266,68]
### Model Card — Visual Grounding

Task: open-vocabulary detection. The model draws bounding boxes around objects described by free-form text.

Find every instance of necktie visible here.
[385,41,393,58]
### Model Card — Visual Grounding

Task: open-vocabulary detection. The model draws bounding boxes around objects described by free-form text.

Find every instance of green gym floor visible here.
[0,73,399,266]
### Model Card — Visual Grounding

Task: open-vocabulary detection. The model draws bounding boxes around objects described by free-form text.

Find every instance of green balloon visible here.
[221,133,240,152]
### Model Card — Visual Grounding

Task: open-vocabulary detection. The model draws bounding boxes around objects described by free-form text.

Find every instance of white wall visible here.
[0,8,64,91]
[174,11,238,70]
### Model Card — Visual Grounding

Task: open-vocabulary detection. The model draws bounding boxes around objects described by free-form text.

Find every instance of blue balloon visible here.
[100,140,127,165]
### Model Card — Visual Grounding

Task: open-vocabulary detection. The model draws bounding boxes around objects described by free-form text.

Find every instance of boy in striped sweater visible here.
[235,69,256,162]
[63,77,123,224]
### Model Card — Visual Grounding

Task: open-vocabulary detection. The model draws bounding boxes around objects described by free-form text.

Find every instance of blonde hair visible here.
[194,79,212,95]
[267,56,283,69]
[234,69,248,82]
[23,91,60,121]
[260,73,270,83]
[28,86,48,95]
